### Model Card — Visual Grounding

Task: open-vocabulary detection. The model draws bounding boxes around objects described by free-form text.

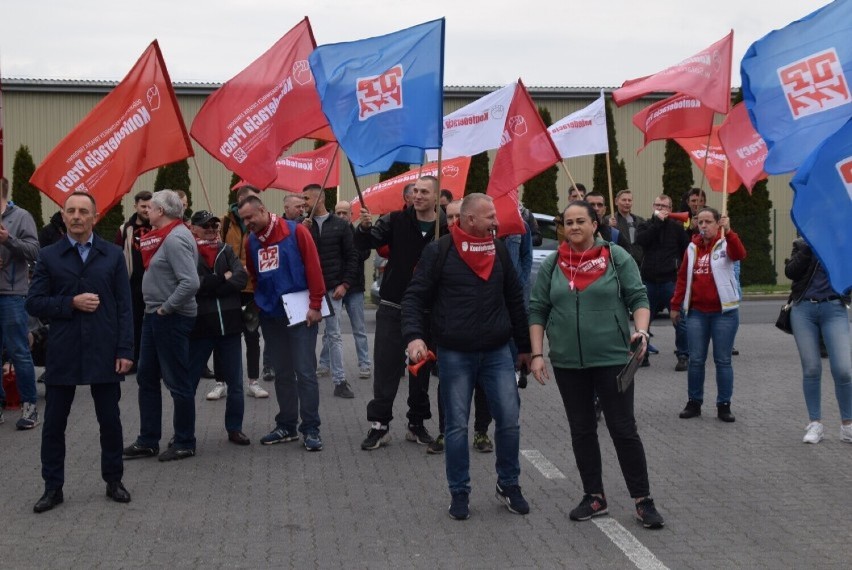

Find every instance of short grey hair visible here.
[460,192,493,216]
[151,189,184,220]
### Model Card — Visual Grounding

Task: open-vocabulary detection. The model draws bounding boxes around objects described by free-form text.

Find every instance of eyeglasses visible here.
[652,203,672,210]
[201,222,220,229]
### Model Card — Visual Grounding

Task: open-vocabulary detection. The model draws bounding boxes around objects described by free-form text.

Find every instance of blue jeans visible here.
[317,293,346,385]
[791,299,852,421]
[190,334,245,432]
[261,316,321,435]
[0,295,37,404]
[644,281,687,358]
[343,290,371,369]
[686,308,739,404]
[136,312,196,450]
[437,344,520,495]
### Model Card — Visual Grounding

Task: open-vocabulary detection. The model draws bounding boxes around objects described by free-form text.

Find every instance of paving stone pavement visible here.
[1,304,850,569]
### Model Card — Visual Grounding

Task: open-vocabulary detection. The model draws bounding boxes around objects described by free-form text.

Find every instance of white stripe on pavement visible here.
[593,518,670,570]
[520,449,566,479]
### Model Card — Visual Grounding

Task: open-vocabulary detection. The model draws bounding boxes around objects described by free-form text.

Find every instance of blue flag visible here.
[741,0,852,174]
[352,146,424,177]
[309,19,444,175]
[790,117,852,295]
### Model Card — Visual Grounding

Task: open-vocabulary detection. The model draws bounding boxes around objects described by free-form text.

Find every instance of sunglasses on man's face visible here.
[201,222,220,229]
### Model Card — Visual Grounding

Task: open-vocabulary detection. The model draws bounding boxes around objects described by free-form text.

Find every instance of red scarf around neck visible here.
[556,242,610,291]
[451,225,496,281]
[195,238,220,269]
[140,219,183,270]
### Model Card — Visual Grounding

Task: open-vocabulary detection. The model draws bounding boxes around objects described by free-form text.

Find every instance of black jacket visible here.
[614,211,645,266]
[192,243,248,339]
[401,234,531,353]
[635,215,690,283]
[785,239,851,304]
[354,206,448,305]
[309,214,358,291]
[38,211,67,248]
[349,225,371,293]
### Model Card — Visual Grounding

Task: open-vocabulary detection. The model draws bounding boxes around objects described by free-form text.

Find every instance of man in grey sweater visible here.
[0,177,41,429]
[123,190,200,462]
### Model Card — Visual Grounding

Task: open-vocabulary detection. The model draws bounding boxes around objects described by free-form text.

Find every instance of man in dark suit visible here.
[26,192,134,513]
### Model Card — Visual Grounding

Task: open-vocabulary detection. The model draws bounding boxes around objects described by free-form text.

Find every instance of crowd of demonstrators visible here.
[239,195,326,451]
[354,175,445,450]
[671,208,746,423]
[333,201,372,380]
[26,192,134,512]
[403,193,531,521]
[529,200,665,530]
[785,239,852,444]
[302,183,359,399]
[187,210,252,445]
[123,189,200,462]
[0,176,40,429]
[635,194,690,369]
[218,186,269,398]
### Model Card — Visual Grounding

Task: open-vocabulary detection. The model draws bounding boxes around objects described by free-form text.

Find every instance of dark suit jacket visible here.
[26,234,134,385]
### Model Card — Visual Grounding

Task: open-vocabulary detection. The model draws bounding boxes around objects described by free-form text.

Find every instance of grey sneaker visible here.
[358,366,372,379]
[316,366,331,377]
[16,402,39,430]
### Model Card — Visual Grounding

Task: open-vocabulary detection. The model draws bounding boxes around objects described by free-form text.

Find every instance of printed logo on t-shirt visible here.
[259,245,280,272]
[694,253,711,275]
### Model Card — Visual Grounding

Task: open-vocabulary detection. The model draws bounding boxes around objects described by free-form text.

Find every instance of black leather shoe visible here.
[34,489,64,513]
[106,481,131,503]
[717,403,736,423]
[123,441,159,459]
[228,431,251,446]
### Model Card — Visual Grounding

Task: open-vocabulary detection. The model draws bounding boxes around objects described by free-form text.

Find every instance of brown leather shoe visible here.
[228,431,251,446]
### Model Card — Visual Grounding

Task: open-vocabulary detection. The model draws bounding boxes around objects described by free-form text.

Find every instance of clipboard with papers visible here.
[616,339,644,393]
[281,290,334,327]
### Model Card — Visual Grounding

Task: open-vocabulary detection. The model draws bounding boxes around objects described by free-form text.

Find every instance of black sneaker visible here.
[334,381,355,399]
[158,447,196,462]
[569,494,608,521]
[427,434,445,454]
[361,426,390,450]
[472,432,493,453]
[635,497,665,529]
[122,442,159,459]
[261,366,275,382]
[717,402,736,423]
[495,483,530,515]
[448,492,470,520]
[406,424,434,445]
[679,399,702,419]
[675,356,689,372]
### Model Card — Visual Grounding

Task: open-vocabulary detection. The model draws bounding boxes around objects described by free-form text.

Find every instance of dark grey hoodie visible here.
[0,203,39,296]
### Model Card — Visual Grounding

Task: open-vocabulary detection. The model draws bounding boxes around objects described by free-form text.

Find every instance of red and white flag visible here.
[548,91,608,158]
[631,93,715,152]
[234,143,341,193]
[675,126,743,193]
[351,155,471,217]
[190,18,333,189]
[30,41,193,212]
[485,80,561,236]
[613,31,733,114]
[718,102,768,192]
[426,82,516,161]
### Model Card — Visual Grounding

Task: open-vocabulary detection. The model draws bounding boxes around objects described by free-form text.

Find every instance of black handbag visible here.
[775,297,793,335]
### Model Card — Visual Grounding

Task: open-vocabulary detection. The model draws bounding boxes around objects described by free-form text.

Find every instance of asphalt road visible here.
[1,300,850,569]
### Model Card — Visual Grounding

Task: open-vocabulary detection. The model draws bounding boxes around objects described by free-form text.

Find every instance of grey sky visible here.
[0,0,830,87]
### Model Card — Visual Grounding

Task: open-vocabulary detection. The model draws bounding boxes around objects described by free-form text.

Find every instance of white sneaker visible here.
[359,366,372,379]
[206,382,227,401]
[803,421,824,444]
[247,381,269,398]
[316,366,330,377]
[840,423,852,443]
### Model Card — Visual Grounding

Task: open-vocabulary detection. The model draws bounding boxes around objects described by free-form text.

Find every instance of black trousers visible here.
[41,383,123,490]
[366,304,431,426]
[554,366,650,498]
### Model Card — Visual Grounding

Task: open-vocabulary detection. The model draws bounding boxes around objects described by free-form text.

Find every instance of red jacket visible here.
[671,230,746,313]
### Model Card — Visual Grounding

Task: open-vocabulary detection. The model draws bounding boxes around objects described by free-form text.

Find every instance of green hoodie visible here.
[529,239,649,369]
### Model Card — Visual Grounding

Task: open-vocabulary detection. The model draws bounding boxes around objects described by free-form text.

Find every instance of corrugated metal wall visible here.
[1,84,795,282]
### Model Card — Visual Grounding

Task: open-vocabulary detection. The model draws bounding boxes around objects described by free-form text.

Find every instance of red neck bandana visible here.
[556,242,610,291]
[140,219,183,270]
[254,214,291,245]
[195,238,220,269]
[450,225,496,281]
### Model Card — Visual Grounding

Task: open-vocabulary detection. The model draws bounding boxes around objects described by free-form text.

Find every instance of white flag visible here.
[548,91,609,159]
[426,82,516,161]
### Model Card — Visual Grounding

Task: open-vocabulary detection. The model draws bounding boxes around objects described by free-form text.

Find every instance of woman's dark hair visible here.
[696,206,721,221]
[562,200,599,227]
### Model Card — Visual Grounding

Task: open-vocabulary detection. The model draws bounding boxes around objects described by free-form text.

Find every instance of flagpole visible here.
[434,149,442,241]
[721,158,729,238]
[306,144,343,221]
[347,159,367,210]
[605,152,615,218]
[191,156,213,211]
[559,160,580,201]
[698,114,715,192]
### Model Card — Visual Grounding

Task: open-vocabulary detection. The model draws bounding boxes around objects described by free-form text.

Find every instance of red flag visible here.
[351,156,471,217]
[675,126,743,194]
[190,18,333,189]
[631,93,715,152]
[0,68,5,179]
[233,143,341,193]
[613,31,733,114]
[492,189,525,237]
[718,103,768,192]
[30,41,193,212]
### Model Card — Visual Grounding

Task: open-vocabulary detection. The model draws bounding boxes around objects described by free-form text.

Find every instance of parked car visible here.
[370,212,559,304]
